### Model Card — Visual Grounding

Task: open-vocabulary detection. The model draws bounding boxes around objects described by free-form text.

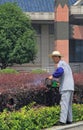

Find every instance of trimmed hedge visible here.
[0,72,60,111]
[0,103,83,130]
[31,69,47,74]
[0,71,83,111]
[0,68,18,74]
[73,73,83,103]
[73,73,83,87]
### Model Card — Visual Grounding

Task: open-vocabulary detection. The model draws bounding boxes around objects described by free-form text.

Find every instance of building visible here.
[69,0,83,72]
[55,0,83,73]
[0,0,83,72]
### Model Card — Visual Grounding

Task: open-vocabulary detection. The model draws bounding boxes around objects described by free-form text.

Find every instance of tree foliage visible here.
[0,2,37,69]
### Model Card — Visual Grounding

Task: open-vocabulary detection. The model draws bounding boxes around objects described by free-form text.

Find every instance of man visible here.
[49,51,74,125]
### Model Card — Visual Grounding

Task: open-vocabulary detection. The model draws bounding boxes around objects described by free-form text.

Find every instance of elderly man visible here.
[49,51,74,125]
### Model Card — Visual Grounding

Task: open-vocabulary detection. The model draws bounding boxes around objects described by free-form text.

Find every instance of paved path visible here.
[43,121,83,130]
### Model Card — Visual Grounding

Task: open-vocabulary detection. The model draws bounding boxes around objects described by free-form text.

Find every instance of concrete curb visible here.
[43,121,83,130]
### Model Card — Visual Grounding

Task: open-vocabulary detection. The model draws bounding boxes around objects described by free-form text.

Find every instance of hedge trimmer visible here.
[45,78,59,89]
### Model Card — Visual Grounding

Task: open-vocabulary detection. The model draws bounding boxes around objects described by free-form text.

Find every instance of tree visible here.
[0,2,37,69]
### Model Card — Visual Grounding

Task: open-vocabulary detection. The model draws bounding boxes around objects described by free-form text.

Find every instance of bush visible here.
[0,104,60,130]
[73,73,83,87]
[0,72,59,111]
[31,69,47,74]
[73,104,83,122]
[0,72,83,111]
[0,68,18,74]
[73,73,83,104]
[0,103,83,130]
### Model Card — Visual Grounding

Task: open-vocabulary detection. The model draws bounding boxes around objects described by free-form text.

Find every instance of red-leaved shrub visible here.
[0,72,83,111]
[73,73,83,104]
[0,72,60,111]
[73,73,83,87]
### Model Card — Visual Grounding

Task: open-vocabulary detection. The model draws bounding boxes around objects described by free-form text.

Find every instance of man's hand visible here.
[48,75,53,79]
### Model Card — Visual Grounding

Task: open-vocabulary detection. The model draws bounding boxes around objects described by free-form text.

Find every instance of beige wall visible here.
[35,24,55,72]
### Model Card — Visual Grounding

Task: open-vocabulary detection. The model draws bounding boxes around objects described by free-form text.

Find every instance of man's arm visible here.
[49,67,64,79]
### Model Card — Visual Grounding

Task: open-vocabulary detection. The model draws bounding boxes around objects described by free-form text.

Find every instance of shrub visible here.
[31,69,47,74]
[0,68,18,74]
[0,104,60,130]
[0,104,83,130]
[73,73,83,104]
[73,104,83,122]
[0,72,83,111]
[0,72,59,111]
[73,73,83,87]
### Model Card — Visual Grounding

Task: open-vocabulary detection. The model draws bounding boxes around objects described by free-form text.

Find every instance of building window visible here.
[69,40,83,62]
[32,24,41,34]
[49,24,54,34]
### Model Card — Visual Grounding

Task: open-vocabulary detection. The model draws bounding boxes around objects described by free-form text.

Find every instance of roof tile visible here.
[0,0,77,12]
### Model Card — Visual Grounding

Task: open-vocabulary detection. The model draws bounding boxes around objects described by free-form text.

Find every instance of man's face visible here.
[52,56,60,64]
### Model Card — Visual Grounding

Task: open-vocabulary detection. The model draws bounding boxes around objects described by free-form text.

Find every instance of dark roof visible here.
[69,0,77,6]
[0,0,77,12]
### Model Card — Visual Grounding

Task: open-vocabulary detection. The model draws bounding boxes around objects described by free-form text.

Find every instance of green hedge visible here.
[31,69,47,74]
[0,68,18,74]
[0,103,83,130]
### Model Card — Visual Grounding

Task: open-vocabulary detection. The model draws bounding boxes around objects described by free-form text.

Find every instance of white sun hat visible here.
[49,51,63,57]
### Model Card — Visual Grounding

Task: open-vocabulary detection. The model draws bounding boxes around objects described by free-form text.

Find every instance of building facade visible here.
[55,0,83,72]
